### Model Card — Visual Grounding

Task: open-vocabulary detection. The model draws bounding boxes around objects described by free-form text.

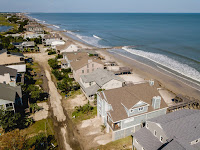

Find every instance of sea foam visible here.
[122,46,200,82]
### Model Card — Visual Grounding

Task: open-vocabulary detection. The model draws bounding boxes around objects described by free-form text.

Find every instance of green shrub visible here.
[52,69,63,80]
[48,58,59,69]
[48,50,56,55]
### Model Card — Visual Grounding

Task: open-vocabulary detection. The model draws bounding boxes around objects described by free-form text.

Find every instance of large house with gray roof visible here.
[97,81,168,141]
[79,68,125,100]
[0,66,18,86]
[0,83,22,112]
[132,109,200,150]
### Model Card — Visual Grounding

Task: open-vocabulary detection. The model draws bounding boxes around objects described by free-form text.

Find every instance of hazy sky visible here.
[0,0,200,13]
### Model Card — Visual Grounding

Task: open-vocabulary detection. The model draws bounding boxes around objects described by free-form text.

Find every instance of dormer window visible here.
[160,136,163,142]
[138,107,144,111]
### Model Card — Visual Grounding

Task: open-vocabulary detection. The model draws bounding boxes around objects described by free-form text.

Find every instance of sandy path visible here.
[25,49,73,150]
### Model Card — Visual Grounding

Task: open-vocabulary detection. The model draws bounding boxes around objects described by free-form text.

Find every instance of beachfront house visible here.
[23,33,45,39]
[132,109,200,150]
[79,68,125,100]
[0,66,18,86]
[62,52,89,68]
[60,44,79,53]
[12,41,36,51]
[0,49,26,73]
[70,57,104,82]
[24,24,44,34]
[0,83,22,112]
[97,81,168,141]
[43,33,62,46]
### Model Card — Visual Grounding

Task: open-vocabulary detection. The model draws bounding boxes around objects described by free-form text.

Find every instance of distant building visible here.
[97,81,168,141]
[13,41,35,51]
[23,33,45,39]
[0,66,18,86]
[43,33,62,46]
[60,44,79,53]
[79,68,125,100]
[0,83,22,112]
[132,109,200,150]
[24,24,44,34]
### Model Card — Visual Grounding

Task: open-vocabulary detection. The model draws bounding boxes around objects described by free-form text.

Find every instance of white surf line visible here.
[122,47,200,83]
[111,51,200,92]
[157,65,200,88]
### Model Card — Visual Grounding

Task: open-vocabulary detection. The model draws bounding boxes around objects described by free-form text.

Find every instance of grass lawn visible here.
[21,118,54,137]
[92,136,132,150]
[0,15,18,31]
[72,106,97,124]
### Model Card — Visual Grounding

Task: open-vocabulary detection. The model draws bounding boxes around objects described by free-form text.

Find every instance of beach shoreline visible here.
[27,14,200,100]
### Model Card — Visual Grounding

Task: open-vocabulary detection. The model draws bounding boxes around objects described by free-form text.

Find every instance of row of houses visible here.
[61,50,171,142]
[0,49,26,112]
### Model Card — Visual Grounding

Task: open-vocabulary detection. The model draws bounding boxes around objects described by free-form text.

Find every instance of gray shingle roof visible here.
[134,109,200,150]
[0,65,17,77]
[0,83,22,102]
[81,68,125,87]
[133,127,163,150]
[79,82,100,96]
[149,109,200,142]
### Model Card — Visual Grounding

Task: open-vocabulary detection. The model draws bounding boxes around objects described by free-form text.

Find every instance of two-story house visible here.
[0,83,22,112]
[97,81,168,141]
[62,52,89,68]
[79,68,125,100]
[24,24,44,34]
[132,109,200,150]
[43,33,62,46]
[0,66,18,86]
[70,57,104,82]
[0,49,26,73]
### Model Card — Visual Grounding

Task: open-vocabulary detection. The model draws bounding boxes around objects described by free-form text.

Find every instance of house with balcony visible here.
[70,57,104,82]
[97,81,168,141]
[0,83,22,112]
[0,66,18,86]
[0,49,26,73]
[132,109,200,150]
[79,68,125,100]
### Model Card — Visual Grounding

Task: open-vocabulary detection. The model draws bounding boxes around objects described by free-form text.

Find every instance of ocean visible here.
[29,13,200,85]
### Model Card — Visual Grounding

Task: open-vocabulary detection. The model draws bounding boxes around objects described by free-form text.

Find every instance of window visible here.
[138,107,144,111]
[142,148,145,150]
[82,70,84,74]
[154,130,157,136]
[87,69,89,73]
[130,109,134,113]
[89,82,92,86]
[146,123,148,128]
[92,64,94,67]
[87,64,89,68]
[160,136,163,142]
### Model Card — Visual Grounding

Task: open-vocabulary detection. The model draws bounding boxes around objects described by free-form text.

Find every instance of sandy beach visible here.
[42,23,200,100]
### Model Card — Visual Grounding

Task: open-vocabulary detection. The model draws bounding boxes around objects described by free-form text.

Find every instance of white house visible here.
[79,68,125,100]
[0,66,18,86]
[60,44,79,53]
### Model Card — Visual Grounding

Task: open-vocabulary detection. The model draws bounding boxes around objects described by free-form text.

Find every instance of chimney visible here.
[149,79,154,86]
[152,96,161,109]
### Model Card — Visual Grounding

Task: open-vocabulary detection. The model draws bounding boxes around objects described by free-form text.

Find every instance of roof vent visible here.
[149,80,154,86]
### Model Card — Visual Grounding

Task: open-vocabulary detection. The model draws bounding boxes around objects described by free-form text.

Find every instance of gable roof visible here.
[133,109,200,150]
[63,52,89,61]
[0,83,22,102]
[100,82,167,122]
[0,65,17,77]
[149,109,200,143]
[81,68,125,87]
[70,57,104,71]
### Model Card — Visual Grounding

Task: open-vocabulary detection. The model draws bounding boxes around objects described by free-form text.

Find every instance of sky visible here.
[0,0,200,13]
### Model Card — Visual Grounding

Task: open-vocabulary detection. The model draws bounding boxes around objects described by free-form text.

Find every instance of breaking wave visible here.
[93,35,102,39]
[67,31,108,48]
[122,46,200,82]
